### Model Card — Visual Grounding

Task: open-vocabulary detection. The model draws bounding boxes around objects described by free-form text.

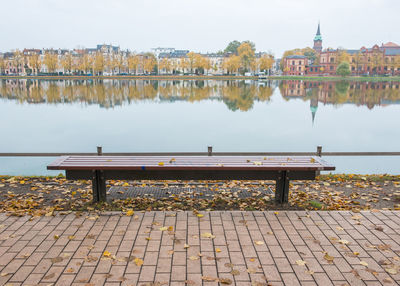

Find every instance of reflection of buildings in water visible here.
[0,79,275,112]
[280,80,400,124]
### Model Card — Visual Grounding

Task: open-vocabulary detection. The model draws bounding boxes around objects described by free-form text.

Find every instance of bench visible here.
[47,155,335,204]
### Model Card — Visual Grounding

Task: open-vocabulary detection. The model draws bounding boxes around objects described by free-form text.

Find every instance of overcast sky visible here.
[1,0,399,57]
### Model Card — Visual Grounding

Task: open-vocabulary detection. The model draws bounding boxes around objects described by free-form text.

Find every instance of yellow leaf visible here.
[274,211,279,215]
[123,182,129,187]
[158,162,164,166]
[20,180,25,184]
[296,260,307,266]
[197,214,204,218]
[145,237,151,241]
[54,235,59,240]
[167,226,173,231]
[338,239,349,245]
[360,261,368,267]
[103,251,111,257]
[216,248,221,253]
[134,258,144,266]
[68,235,75,240]
[254,241,264,245]
[385,268,398,275]
[126,210,134,216]
[189,256,199,260]
[159,227,168,231]
[0,272,10,277]
[324,253,334,262]
[253,161,262,166]
[184,243,190,249]
[201,233,216,239]
[71,191,77,196]
[310,158,316,163]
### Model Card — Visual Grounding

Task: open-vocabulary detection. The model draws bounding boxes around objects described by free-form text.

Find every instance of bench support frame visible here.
[67,169,315,205]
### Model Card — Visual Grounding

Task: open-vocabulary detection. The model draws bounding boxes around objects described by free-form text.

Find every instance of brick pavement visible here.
[0,211,399,286]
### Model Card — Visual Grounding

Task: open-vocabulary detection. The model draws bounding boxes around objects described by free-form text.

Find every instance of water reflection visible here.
[0,79,274,112]
[1,79,400,113]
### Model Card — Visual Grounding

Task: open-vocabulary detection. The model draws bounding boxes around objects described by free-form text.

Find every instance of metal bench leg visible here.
[92,170,106,203]
[275,171,289,204]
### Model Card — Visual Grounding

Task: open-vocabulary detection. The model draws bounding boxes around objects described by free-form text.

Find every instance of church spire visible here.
[316,22,321,36]
[313,22,322,52]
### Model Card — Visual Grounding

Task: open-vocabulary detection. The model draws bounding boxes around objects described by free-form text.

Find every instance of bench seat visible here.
[48,155,335,204]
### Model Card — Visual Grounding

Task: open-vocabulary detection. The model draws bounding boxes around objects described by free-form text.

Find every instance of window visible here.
[310,68,313,72]
[330,58,334,63]
[292,61,295,65]
[299,61,302,65]
[330,66,334,70]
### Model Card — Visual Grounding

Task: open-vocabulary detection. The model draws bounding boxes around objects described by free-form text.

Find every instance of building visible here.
[283,55,308,75]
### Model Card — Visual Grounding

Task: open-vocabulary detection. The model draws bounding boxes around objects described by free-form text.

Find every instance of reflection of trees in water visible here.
[0,79,274,111]
[279,80,400,108]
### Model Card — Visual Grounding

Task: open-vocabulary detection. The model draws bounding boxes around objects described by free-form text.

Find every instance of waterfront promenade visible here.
[0,211,399,285]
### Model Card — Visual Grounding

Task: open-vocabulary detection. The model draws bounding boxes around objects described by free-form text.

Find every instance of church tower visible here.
[313,23,322,52]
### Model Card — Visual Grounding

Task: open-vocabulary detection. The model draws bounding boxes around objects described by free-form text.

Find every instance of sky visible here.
[1,0,399,57]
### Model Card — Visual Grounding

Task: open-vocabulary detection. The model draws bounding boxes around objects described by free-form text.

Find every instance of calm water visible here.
[1,79,400,175]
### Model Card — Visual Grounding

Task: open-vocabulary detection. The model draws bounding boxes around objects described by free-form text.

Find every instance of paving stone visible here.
[0,211,398,286]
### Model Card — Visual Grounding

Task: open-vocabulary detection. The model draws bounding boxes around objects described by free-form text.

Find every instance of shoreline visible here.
[1,75,400,82]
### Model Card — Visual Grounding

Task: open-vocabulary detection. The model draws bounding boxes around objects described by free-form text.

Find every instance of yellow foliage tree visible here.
[60,54,73,75]
[237,42,255,73]
[44,52,59,74]
[258,54,274,74]
[127,55,140,74]
[223,55,241,75]
[13,50,24,74]
[93,52,105,75]
[143,56,156,74]
[28,54,41,75]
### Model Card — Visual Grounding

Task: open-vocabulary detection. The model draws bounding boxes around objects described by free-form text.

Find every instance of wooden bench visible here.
[47,155,335,204]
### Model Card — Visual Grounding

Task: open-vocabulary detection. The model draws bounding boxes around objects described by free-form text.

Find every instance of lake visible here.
[1,79,400,175]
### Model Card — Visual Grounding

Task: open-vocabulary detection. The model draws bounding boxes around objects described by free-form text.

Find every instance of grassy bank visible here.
[1,75,400,81]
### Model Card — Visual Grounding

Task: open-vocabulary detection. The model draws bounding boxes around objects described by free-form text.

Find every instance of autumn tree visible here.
[127,54,140,74]
[13,50,24,74]
[237,42,255,73]
[186,52,197,73]
[28,53,41,75]
[159,58,172,74]
[79,54,93,74]
[143,54,157,74]
[258,54,274,74]
[60,54,73,75]
[0,57,5,74]
[223,55,241,75]
[93,52,105,75]
[179,58,189,74]
[44,52,59,74]
[338,50,350,64]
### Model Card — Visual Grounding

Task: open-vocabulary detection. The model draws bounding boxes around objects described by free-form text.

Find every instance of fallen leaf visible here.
[159,227,168,231]
[230,269,240,275]
[134,258,144,267]
[215,248,221,253]
[219,278,233,284]
[68,235,75,240]
[0,273,10,277]
[51,257,63,263]
[305,270,314,275]
[184,243,190,249]
[254,241,264,245]
[103,251,111,257]
[385,268,398,275]
[375,226,384,232]
[126,210,134,216]
[54,235,59,240]
[360,261,368,267]
[43,273,55,280]
[323,253,334,263]
[296,260,307,266]
[201,232,216,239]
